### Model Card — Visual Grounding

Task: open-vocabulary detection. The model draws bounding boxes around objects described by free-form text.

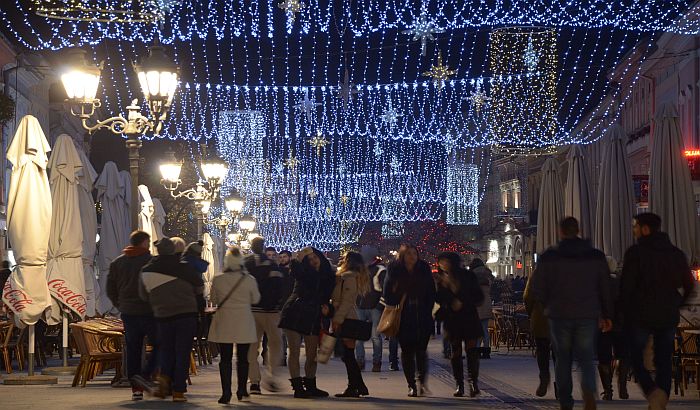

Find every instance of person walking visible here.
[436,252,484,397]
[597,257,629,401]
[529,217,613,410]
[469,258,493,359]
[209,247,261,404]
[382,244,436,397]
[139,237,205,403]
[330,251,371,397]
[278,247,336,398]
[354,246,387,372]
[620,213,695,410]
[106,230,157,401]
[524,266,556,398]
[245,237,285,394]
[278,250,294,367]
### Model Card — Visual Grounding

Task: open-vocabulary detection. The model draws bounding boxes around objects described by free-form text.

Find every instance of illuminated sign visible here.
[684,149,700,158]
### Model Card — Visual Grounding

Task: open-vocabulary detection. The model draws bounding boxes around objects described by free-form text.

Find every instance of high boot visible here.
[416,349,430,396]
[335,350,367,397]
[451,355,465,397]
[302,377,329,398]
[467,348,481,397]
[218,358,232,404]
[617,361,629,400]
[598,364,613,401]
[401,350,417,396]
[290,377,310,399]
[535,343,551,397]
[235,355,249,402]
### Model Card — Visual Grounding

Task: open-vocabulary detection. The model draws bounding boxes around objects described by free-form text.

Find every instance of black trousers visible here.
[400,337,430,388]
[218,343,251,396]
[535,337,555,380]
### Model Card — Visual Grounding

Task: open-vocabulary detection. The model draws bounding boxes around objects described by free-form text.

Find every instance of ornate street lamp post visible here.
[159,149,229,238]
[60,46,179,230]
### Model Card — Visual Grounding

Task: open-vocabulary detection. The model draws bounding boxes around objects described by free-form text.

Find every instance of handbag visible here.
[377,294,406,337]
[211,272,246,315]
[338,318,372,341]
[316,332,337,364]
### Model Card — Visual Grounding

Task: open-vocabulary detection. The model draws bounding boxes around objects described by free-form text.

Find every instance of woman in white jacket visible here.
[209,247,261,404]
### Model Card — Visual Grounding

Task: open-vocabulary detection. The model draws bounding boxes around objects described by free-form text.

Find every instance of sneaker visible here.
[418,382,431,397]
[390,362,400,371]
[249,383,262,395]
[172,392,187,402]
[131,375,157,395]
[132,389,144,401]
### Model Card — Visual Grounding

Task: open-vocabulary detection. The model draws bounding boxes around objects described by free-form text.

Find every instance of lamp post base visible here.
[3,375,58,385]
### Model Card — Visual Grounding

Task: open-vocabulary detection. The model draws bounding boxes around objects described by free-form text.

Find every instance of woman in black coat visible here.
[382,245,436,397]
[436,252,484,398]
[278,247,335,398]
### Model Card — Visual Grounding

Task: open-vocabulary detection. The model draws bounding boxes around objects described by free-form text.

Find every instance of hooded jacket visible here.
[530,238,612,321]
[620,232,695,328]
[245,252,285,313]
[107,246,153,316]
[139,254,204,320]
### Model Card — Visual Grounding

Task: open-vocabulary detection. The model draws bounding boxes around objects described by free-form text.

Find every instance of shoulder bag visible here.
[377,294,406,337]
[212,273,246,315]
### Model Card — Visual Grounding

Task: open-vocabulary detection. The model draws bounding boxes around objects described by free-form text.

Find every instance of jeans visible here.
[549,318,598,408]
[122,314,159,385]
[355,308,382,364]
[479,319,490,348]
[628,326,675,396]
[158,316,197,393]
[248,312,282,383]
[389,337,399,364]
[285,329,319,378]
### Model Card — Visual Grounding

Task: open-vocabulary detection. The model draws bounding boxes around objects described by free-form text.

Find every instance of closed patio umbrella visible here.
[593,124,635,268]
[137,184,156,253]
[45,134,86,325]
[201,233,216,298]
[77,149,99,318]
[537,157,564,254]
[649,102,699,263]
[95,162,127,315]
[564,145,594,239]
[120,170,133,239]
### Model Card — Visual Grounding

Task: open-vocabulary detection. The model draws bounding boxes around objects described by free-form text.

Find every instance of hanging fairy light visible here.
[32,0,167,23]
[488,26,559,156]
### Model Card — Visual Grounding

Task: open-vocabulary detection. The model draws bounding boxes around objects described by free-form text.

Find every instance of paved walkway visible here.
[1,337,698,409]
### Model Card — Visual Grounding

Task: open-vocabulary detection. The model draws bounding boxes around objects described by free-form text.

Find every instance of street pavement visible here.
[1,337,698,409]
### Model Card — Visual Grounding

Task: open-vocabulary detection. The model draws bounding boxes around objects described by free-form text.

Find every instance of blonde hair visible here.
[339,251,370,296]
[171,237,187,254]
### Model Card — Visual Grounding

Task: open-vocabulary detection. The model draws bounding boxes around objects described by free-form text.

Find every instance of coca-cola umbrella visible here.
[95,162,127,315]
[43,134,86,375]
[77,148,99,318]
[137,184,156,254]
[1,115,54,381]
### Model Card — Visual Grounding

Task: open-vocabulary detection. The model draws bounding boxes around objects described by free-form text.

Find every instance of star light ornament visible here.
[285,155,300,169]
[465,79,491,114]
[294,89,321,124]
[308,129,331,156]
[278,0,302,23]
[402,6,444,56]
[423,51,456,91]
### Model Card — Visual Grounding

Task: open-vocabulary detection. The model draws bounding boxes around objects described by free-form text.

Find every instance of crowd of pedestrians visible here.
[101,211,697,410]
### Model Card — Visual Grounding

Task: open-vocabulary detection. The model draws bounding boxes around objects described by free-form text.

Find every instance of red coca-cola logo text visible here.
[48,279,86,315]
[2,281,33,312]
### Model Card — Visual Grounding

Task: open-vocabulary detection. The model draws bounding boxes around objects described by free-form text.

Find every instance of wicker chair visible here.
[70,323,123,387]
[1,322,24,373]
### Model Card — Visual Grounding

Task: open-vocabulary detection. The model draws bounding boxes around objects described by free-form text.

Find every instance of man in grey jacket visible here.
[530,217,612,410]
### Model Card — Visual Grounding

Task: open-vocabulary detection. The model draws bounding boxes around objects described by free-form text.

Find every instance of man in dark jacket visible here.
[106,230,155,401]
[354,245,387,372]
[620,213,695,409]
[530,217,612,410]
[246,237,284,394]
[139,237,204,403]
[278,250,293,367]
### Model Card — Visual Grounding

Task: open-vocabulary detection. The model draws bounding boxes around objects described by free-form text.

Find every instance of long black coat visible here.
[278,256,335,336]
[383,260,436,348]
[436,268,484,341]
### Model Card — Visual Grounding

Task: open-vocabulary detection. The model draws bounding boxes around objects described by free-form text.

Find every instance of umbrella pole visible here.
[41,312,77,376]
[28,325,35,376]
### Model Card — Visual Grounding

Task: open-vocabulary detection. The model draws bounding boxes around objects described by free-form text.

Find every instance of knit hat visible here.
[184,240,204,257]
[154,237,175,255]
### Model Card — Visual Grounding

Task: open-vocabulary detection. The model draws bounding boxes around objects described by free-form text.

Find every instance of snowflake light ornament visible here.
[380,100,403,128]
[402,6,444,56]
[278,0,302,23]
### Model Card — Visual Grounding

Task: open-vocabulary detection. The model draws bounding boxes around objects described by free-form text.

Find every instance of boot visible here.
[401,350,417,396]
[218,358,232,404]
[467,348,481,397]
[598,364,613,401]
[416,349,429,396]
[235,356,250,402]
[582,390,597,410]
[302,377,329,398]
[336,349,368,397]
[290,378,310,399]
[483,347,491,359]
[451,354,465,397]
[536,344,551,397]
[153,375,172,399]
[617,361,629,400]
[536,375,550,397]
